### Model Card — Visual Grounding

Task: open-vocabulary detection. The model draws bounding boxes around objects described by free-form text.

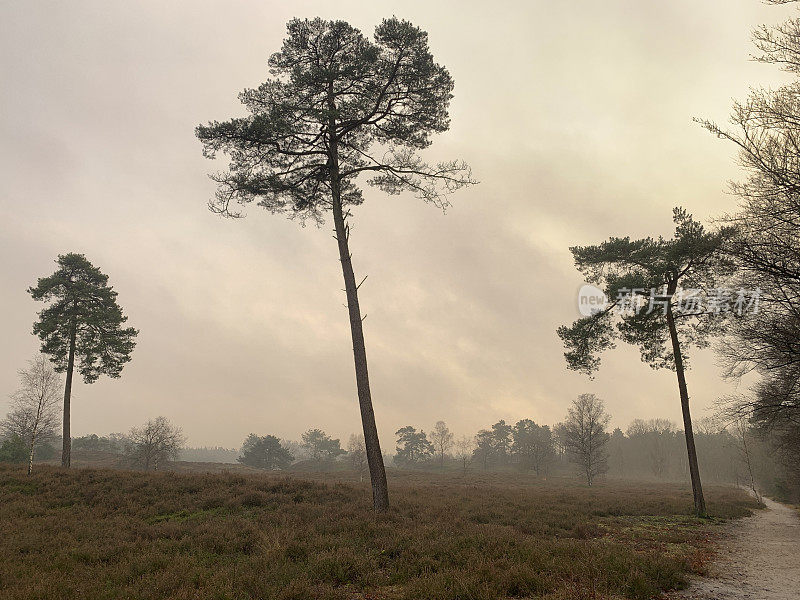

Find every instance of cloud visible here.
[0,0,791,447]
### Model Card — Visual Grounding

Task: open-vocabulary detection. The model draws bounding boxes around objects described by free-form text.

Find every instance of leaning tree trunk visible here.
[331,194,390,512]
[61,320,77,468]
[666,304,707,517]
[327,104,389,512]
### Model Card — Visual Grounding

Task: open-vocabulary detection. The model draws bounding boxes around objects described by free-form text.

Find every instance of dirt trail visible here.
[672,496,800,599]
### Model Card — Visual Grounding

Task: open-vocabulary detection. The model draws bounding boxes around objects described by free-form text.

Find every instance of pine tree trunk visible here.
[327,91,389,512]
[666,304,707,517]
[61,320,77,468]
[331,195,389,512]
[330,197,390,511]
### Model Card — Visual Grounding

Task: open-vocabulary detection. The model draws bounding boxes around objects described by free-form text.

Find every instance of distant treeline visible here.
[231,396,798,501]
[4,404,796,502]
[387,415,797,501]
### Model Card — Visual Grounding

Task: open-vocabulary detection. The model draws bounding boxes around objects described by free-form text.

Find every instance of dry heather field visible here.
[0,465,758,600]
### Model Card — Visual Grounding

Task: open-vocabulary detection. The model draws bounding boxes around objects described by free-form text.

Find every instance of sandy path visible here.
[672,496,800,599]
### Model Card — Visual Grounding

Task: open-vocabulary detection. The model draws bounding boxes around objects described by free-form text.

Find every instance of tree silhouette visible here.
[429,420,453,466]
[196,17,474,511]
[128,416,185,471]
[394,426,434,466]
[301,428,345,462]
[511,419,554,476]
[238,434,294,470]
[473,420,513,469]
[558,209,736,515]
[28,253,138,467]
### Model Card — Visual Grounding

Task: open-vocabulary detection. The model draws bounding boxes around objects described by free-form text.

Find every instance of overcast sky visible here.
[0,1,793,449]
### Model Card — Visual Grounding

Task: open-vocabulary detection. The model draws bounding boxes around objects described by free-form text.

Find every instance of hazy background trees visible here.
[511,419,554,475]
[279,439,304,461]
[72,433,129,454]
[473,428,495,470]
[473,420,513,469]
[1,409,787,498]
[394,426,435,467]
[607,428,626,477]
[347,433,368,480]
[179,446,239,463]
[625,419,676,479]
[301,429,345,464]
[0,435,28,464]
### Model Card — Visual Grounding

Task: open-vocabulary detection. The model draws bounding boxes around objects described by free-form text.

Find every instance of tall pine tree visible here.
[29,253,138,467]
[196,18,474,511]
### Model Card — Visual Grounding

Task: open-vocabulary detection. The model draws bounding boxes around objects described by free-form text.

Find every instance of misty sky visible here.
[0,1,793,449]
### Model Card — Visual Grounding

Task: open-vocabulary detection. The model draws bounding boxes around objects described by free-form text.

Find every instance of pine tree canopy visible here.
[196,17,474,222]
[28,253,138,383]
[558,208,737,375]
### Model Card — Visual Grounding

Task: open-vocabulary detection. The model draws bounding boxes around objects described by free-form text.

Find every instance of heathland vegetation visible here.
[0,465,759,600]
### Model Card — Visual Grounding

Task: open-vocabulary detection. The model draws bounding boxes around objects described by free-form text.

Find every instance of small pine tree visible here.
[238,434,294,470]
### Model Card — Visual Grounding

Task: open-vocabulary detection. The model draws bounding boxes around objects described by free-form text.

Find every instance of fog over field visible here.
[0,0,795,447]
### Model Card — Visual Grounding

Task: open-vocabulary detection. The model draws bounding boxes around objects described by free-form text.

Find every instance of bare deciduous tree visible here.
[560,394,611,486]
[454,435,475,474]
[698,2,800,500]
[732,417,762,502]
[347,433,368,482]
[128,416,185,471]
[429,420,454,467]
[2,356,61,476]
